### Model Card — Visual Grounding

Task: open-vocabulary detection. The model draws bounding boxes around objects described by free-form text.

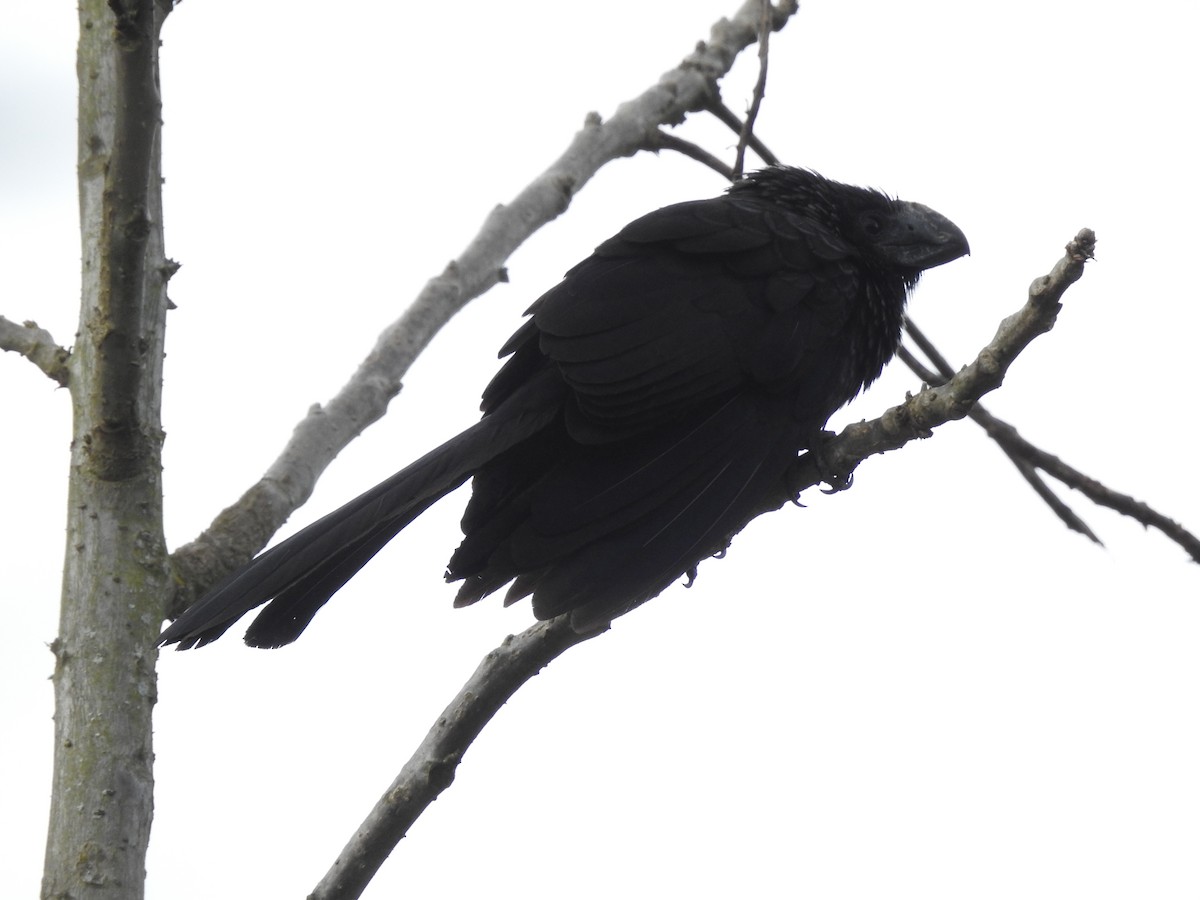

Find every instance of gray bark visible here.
[41,2,172,896]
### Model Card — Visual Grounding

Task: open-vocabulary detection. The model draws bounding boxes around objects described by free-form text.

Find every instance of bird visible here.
[160,166,969,650]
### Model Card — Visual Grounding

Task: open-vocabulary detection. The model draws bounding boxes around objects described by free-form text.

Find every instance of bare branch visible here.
[0,316,71,386]
[310,617,608,900]
[167,0,802,616]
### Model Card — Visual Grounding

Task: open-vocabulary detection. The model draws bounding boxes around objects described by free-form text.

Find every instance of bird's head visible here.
[847,198,970,274]
[732,167,970,276]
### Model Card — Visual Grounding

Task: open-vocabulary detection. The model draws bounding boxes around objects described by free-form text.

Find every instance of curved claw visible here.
[820,471,854,494]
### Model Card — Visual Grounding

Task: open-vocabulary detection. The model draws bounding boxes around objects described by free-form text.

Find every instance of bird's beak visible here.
[885,201,970,271]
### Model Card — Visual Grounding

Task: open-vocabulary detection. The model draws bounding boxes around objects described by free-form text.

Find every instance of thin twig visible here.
[733,0,773,179]
[902,316,958,381]
[0,316,71,386]
[998,427,1200,561]
[706,97,781,167]
[646,130,736,180]
[971,397,1200,562]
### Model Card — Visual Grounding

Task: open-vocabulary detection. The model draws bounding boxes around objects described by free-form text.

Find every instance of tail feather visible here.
[241,494,443,648]
[161,372,562,648]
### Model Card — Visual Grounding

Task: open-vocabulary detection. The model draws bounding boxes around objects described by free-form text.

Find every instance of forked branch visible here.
[898,336,1200,562]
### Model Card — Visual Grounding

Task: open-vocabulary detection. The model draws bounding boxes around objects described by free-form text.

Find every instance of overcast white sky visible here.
[5,2,1200,897]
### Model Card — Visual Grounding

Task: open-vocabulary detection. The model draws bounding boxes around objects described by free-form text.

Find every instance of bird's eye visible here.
[860,213,883,236]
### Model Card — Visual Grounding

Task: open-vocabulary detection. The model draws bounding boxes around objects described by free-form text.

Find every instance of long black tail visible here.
[161,373,562,649]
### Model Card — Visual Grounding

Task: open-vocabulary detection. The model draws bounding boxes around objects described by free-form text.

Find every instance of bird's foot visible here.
[807,430,855,494]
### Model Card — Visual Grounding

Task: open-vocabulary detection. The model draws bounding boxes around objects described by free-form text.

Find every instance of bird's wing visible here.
[498,195,864,443]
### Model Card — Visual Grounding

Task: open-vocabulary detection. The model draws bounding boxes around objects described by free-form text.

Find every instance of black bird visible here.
[161,167,968,649]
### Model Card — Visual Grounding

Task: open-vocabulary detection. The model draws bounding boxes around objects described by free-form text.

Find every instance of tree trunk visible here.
[42,2,172,896]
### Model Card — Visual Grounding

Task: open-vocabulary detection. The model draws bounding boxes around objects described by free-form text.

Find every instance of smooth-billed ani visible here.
[161,167,969,649]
